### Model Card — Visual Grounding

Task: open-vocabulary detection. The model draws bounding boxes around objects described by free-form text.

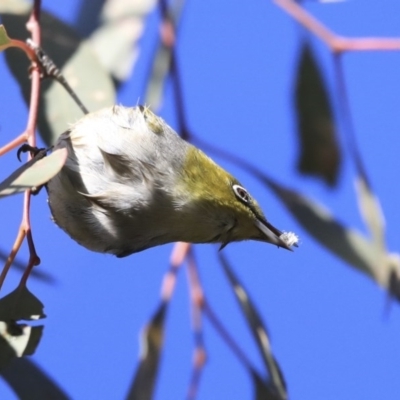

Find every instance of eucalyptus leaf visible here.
[0,285,45,321]
[1,358,70,399]
[252,373,284,400]
[0,148,67,198]
[355,176,386,251]
[0,24,12,51]
[1,10,116,146]
[263,177,400,288]
[0,334,17,370]
[126,303,166,400]
[87,0,156,82]
[220,253,287,400]
[0,322,28,362]
[294,41,341,186]
[0,0,31,14]
[0,284,45,369]
[145,0,186,110]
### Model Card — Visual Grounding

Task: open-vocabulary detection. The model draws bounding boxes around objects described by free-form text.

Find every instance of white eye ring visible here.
[232,184,251,203]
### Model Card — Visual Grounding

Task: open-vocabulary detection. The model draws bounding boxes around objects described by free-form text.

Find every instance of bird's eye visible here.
[232,184,251,203]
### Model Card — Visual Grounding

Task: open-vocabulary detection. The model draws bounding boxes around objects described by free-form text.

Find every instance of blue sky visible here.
[1,1,400,399]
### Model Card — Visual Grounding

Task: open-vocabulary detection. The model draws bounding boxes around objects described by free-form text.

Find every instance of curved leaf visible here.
[1,11,116,146]
[0,321,43,369]
[252,373,284,400]
[0,284,45,369]
[0,148,67,198]
[0,285,45,322]
[0,24,12,51]
[87,0,156,82]
[145,0,186,109]
[0,0,31,14]
[220,253,287,400]
[263,177,400,291]
[355,176,386,251]
[294,41,341,186]
[1,358,70,399]
[126,303,166,400]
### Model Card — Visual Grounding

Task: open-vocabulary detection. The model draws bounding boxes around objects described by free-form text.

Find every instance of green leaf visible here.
[252,373,284,400]
[126,303,167,400]
[0,24,12,51]
[0,148,67,198]
[0,333,17,369]
[0,322,43,368]
[294,41,341,186]
[145,44,172,110]
[0,285,45,321]
[145,0,186,110]
[263,177,400,290]
[0,285,45,369]
[86,0,156,82]
[0,0,31,14]
[355,176,385,251]
[1,11,116,146]
[1,358,70,399]
[220,254,287,400]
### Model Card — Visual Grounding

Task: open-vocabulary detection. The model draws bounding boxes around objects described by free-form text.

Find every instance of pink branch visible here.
[0,1,42,288]
[274,0,400,53]
[186,250,206,400]
[161,242,191,301]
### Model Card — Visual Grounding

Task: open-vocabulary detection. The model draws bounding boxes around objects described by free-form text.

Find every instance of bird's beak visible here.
[254,218,297,251]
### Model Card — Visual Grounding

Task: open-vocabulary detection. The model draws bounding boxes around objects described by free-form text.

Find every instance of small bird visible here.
[47,105,298,257]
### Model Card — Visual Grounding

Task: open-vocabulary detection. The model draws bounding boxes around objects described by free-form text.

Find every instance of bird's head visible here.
[176,146,299,250]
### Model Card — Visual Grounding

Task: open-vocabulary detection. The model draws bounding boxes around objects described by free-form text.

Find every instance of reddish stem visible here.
[186,250,206,400]
[0,1,42,288]
[158,0,191,140]
[274,0,400,53]
[161,242,191,301]
[0,132,28,157]
[0,229,26,290]
[1,39,37,61]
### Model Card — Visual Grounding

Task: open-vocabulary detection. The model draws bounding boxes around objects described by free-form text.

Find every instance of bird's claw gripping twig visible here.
[17,144,45,162]
[16,144,48,195]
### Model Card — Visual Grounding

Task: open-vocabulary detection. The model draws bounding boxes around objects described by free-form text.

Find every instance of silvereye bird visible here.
[47,105,298,257]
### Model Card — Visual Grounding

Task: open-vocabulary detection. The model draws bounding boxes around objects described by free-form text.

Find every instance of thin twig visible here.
[161,242,191,301]
[274,0,400,53]
[0,229,26,290]
[3,39,37,61]
[0,132,28,157]
[203,301,257,373]
[185,249,206,400]
[158,0,191,140]
[0,0,43,289]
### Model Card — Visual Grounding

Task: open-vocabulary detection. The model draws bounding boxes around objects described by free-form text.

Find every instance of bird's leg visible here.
[16,144,48,195]
[17,144,45,161]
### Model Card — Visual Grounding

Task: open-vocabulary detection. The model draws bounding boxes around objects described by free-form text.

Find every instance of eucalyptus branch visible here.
[186,250,207,400]
[0,0,43,289]
[274,0,400,53]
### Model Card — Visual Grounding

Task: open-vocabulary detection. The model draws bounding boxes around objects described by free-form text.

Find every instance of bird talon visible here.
[17,144,45,162]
